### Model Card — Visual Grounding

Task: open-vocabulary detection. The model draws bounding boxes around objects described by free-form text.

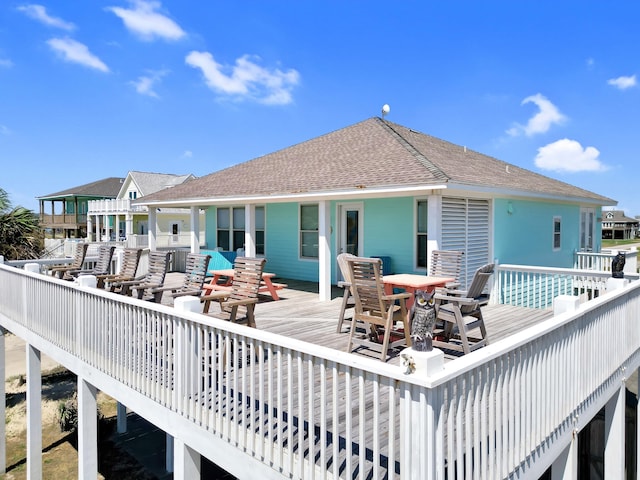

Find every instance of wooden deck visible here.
[163,274,554,365]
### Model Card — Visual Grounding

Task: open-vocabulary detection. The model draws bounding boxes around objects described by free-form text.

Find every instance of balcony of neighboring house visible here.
[87,198,147,215]
[1,255,639,479]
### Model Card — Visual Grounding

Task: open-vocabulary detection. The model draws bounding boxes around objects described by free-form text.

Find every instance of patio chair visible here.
[63,244,116,280]
[98,247,144,289]
[47,243,89,279]
[201,257,267,328]
[336,252,356,333]
[150,252,211,304]
[344,256,411,362]
[432,263,494,355]
[429,249,464,290]
[110,251,171,300]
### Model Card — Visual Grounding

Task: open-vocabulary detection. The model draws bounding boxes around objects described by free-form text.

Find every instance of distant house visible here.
[135,117,616,299]
[87,171,205,248]
[601,210,639,240]
[38,177,125,239]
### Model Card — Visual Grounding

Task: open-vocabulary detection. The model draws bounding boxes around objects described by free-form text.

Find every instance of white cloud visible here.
[182,150,193,158]
[106,0,185,41]
[0,58,13,68]
[185,51,300,105]
[130,69,168,98]
[47,37,109,72]
[0,125,11,135]
[607,75,636,90]
[17,4,75,31]
[506,93,567,137]
[534,138,606,173]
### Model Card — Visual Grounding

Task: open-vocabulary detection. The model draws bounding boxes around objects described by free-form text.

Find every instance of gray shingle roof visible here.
[137,117,615,205]
[38,177,125,199]
[127,171,195,197]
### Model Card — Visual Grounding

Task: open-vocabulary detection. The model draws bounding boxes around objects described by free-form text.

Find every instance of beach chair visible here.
[201,257,266,328]
[63,244,115,280]
[429,249,464,290]
[150,253,211,304]
[433,263,494,354]
[111,251,171,300]
[98,248,143,289]
[344,256,411,362]
[336,252,356,333]
[47,243,89,279]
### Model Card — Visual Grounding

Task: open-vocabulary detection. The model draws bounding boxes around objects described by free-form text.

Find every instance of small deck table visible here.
[204,269,287,301]
[382,274,455,309]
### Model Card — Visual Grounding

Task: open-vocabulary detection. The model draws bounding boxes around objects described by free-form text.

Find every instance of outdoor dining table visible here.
[203,268,286,301]
[382,274,455,309]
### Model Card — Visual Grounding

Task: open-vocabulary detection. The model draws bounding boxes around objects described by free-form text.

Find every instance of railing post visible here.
[78,377,98,480]
[551,435,578,480]
[0,327,5,474]
[26,344,42,479]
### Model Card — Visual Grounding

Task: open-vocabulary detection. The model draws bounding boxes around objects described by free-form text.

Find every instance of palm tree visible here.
[0,188,43,260]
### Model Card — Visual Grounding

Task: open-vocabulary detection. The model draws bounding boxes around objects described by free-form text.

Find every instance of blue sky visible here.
[2,1,640,216]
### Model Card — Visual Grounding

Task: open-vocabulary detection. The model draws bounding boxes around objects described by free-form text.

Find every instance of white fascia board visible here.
[137,184,450,208]
[136,181,614,209]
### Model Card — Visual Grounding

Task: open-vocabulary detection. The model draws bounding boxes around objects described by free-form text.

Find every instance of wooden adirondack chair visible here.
[201,257,266,328]
[150,253,211,303]
[98,248,143,290]
[47,243,89,279]
[63,244,116,280]
[345,256,411,362]
[336,252,356,333]
[433,263,494,354]
[111,251,172,300]
[429,249,464,290]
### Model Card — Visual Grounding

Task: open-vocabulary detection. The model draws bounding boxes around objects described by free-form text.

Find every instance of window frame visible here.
[300,203,319,259]
[416,198,428,269]
[553,216,562,251]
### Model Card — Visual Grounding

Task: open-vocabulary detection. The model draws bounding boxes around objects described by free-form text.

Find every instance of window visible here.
[416,199,428,268]
[553,216,561,250]
[300,204,319,258]
[128,191,137,200]
[217,206,265,253]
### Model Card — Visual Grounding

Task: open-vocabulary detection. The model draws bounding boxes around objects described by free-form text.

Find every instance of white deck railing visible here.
[575,248,638,273]
[493,263,640,309]
[0,263,639,478]
[87,199,146,215]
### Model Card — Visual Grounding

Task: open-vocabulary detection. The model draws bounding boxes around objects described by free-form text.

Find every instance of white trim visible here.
[553,216,562,252]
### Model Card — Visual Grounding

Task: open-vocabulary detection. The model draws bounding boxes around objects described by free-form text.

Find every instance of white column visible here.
[426,193,442,272]
[318,200,331,301]
[166,435,174,473]
[78,378,98,479]
[190,206,200,253]
[26,344,42,480]
[105,215,111,242]
[95,215,100,243]
[86,216,93,242]
[604,384,625,479]
[115,214,121,240]
[125,213,133,240]
[551,438,578,480]
[148,207,157,251]
[0,328,5,474]
[244,204,256,257]
[173,438,200,480]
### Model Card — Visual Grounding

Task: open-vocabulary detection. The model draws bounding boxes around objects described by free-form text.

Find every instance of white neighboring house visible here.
[87,171,206,248]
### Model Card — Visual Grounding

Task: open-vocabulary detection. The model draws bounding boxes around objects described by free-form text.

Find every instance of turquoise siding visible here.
[201,197,601,283]
[359,198,415,275]
[494,199,580,268]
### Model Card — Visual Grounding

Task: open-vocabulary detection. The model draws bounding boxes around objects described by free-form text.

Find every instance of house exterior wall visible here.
[202,196,596,283]
[493,198,589,268]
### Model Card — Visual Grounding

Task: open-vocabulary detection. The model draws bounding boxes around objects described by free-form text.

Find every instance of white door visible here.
[580,207,595,252]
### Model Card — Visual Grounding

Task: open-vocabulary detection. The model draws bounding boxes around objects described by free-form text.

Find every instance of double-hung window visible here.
[217,206,266,253]
[300,204,319,258]
[553,216,562,250]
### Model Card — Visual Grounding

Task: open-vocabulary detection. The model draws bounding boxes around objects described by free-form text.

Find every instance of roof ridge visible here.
[377,118,450,182]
